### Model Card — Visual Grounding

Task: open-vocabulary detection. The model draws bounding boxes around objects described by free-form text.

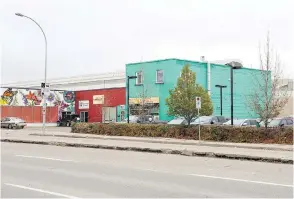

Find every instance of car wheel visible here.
[8,124,12,129]
[21,126,24,129]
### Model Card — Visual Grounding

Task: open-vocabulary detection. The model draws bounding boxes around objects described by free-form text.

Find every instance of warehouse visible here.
[126,58,262,121]
[0,71,125,124]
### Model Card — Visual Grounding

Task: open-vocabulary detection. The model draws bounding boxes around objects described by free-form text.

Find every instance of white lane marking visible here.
[14,155,294,188]
[15,155,78,162]
[138,168,293,188]
[4,183,80,198]
[190,174,294,188]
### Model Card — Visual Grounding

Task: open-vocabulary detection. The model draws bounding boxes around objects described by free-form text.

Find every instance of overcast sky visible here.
[0,0,293,84]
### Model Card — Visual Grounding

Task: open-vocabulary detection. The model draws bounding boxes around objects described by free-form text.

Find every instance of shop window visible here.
[136,71,143,85]
[156,70,164,83]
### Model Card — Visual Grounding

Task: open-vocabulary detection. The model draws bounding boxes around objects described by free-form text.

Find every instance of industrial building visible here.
[0,71,125,123]
[126,58,262,121]
[2,58,291,124]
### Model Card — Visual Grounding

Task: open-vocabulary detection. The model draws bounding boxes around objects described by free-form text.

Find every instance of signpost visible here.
[196,97,201,141]
[41,83,50,134]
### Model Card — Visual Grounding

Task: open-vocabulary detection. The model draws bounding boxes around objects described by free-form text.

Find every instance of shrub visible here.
[71,123,293,144]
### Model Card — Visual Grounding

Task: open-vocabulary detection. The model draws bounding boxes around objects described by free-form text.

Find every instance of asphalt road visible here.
[1,142,293,198]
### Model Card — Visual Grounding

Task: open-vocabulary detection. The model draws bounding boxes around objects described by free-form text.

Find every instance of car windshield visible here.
[168,118,185,124]
[269,119,281,126]
[11,117,24,122]
[198,116,212,122]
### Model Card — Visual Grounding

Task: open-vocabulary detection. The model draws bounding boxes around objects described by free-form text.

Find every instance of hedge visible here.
[71,123,293,144]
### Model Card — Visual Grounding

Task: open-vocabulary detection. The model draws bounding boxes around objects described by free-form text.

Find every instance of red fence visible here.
[0,106,58,123]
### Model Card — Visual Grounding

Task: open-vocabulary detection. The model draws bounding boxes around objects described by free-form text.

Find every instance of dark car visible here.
[57,114,80,127]
[268,117,293,128]
[191,116,226,125]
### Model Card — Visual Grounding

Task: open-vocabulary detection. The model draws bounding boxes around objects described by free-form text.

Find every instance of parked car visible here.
[168,117,187,125]
[223,119,258,127]
[116,115,139,123]
[118,115,167,124]
[167,117,197,125]
[191,116,226,125]
[137,115,167,124]
[268,117,293,128]
[57,114,80,127]
[1,117,27,129]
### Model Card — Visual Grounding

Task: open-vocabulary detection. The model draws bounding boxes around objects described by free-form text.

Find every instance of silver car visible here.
[1,117,27,129]
[223,119,258,127]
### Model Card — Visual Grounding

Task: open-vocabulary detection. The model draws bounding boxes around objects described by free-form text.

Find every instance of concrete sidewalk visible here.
[27,130,293,152]
[1,130,293,164]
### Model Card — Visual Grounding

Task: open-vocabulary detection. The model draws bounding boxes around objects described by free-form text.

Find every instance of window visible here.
[211,117,218,123]
[217,116,226,123]
[250,120,257,126]
[136,71,143,85]
[280,120,287,126]
[286,119,293,125]
[156,70,164,83]
[243,120,250,126]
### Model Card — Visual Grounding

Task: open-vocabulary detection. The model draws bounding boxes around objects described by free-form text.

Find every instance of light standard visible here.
[225,61,243,125]
[127,75,137,123]
[215,85,227,116]
[15,13,47,132]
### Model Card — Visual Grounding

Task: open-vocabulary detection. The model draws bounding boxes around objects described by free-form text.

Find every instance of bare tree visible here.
[247,33,290,128]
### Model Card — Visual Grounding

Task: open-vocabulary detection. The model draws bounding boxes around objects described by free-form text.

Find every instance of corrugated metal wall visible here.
[0,106,58,123]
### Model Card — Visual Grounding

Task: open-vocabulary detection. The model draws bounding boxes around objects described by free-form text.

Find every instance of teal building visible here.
[126,58,260,121]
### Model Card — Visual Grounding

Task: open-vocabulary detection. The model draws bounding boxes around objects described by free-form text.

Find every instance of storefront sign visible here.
[79,100,89,109]
[129,97,159,104]
[93,95,104,104]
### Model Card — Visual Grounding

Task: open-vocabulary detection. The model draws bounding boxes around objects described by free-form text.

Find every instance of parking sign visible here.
[196,97,201,109]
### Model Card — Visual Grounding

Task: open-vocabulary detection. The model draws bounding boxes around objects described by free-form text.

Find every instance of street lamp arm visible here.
[16,14,47,46]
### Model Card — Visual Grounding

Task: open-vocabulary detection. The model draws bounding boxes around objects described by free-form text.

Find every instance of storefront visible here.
[129,97,160,119]
[75,88,126,123]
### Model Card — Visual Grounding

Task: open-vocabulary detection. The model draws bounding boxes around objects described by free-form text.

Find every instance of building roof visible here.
[126,58,244,67]
[1,71,126,91]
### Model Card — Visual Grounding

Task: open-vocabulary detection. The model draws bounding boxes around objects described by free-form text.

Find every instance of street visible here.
[1,142,293,198]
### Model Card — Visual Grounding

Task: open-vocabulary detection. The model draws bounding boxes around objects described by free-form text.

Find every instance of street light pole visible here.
[127,75,137,123]
[226,61,243,125]
[230,66,234,125]
[15,13,47,133]
[215,85,227,116]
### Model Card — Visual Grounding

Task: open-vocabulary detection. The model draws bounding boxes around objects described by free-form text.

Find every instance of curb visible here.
[30,133,293,152]
[1,138,293,164]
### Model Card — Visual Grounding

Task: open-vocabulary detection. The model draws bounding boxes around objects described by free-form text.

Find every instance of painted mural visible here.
[0,88,75,120]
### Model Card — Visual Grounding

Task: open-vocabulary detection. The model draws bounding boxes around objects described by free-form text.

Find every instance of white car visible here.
[1,117,27,129]
[167,117,197,125]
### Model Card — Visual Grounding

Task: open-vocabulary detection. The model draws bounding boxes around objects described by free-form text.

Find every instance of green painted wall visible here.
[126,58,259,121]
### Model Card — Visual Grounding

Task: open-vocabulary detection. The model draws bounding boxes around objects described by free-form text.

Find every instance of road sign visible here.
[196,97,201,109]
[41,83,50,97]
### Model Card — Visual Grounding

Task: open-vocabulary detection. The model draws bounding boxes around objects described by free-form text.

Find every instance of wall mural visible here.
[0,88,75,120]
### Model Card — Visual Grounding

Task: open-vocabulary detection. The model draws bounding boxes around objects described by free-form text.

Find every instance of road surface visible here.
[1,142,293,198]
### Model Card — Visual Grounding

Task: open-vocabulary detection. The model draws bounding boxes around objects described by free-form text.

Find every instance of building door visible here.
[80,111,88,122]
[102,107,117,123]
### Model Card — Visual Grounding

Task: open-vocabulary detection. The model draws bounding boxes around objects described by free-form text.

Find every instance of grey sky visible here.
[0,0,293,84]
